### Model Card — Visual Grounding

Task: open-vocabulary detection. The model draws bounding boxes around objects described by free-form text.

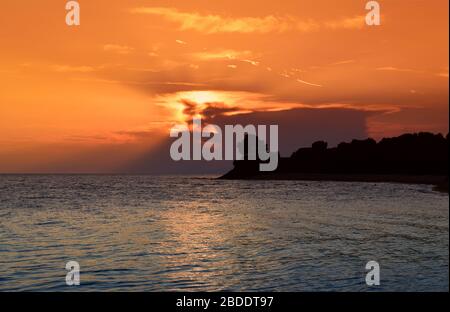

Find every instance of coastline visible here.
[220,172,449,192]
[219,132,448,192]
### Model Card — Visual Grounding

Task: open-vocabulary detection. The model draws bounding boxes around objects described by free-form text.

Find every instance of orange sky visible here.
[0,0,448,173]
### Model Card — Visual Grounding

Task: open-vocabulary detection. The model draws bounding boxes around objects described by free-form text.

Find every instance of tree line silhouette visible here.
[223,132,448,178]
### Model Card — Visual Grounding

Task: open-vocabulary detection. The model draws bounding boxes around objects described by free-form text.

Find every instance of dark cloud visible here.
[121,106,372,174]
[180,98,198,118]
[201,103,241,122]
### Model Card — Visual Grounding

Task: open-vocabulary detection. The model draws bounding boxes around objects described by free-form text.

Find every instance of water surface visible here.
[0,175,448,291]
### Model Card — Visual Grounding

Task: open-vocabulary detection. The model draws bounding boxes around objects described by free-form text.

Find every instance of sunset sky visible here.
[0,0,448,173]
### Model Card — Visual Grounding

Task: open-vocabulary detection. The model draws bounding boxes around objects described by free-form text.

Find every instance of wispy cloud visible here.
[377,66,450,79]
[296,79,322,87]
[130,7,365,34]
[190,49,252,61]
[324,16,365,30]
[376,67,420,73]
[242,59,260,66]
[331,60,356,66]
[189,49,260,69]
[52,65,95,73]
[103,44,135,55]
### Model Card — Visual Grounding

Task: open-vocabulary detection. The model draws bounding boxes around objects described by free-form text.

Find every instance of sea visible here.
[0,175,448,291]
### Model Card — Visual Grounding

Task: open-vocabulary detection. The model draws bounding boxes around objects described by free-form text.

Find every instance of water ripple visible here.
[0,175,448,291]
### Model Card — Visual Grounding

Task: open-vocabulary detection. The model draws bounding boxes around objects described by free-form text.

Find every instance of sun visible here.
[185,91,223,104]
[159,91,229,124]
